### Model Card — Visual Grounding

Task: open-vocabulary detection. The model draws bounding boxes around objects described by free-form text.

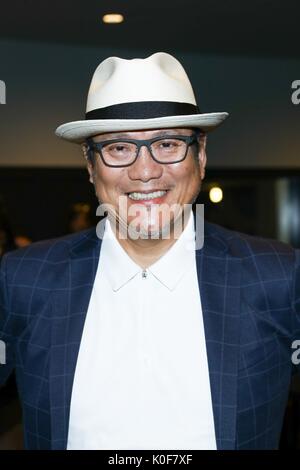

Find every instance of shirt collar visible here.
[148,212,195,290]
[100,212,196,292]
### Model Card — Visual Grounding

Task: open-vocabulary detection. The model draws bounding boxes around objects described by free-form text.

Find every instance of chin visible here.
[127,218,174,240]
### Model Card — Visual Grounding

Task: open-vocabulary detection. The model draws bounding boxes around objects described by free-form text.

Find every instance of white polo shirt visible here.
[67,213,216,450]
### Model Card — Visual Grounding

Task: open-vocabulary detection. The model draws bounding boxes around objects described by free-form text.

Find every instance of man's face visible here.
[85,128,207,238]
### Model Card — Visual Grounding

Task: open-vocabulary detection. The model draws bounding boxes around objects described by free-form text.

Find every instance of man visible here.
[0,52,300,450]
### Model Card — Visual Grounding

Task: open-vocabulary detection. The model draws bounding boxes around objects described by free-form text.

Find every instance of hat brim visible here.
[55,112,229,143]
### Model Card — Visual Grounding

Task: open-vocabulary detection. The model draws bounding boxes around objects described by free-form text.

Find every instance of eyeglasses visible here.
[86,133,198,167]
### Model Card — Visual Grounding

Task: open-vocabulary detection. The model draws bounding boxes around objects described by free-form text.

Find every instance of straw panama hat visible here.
[55,52,229,143]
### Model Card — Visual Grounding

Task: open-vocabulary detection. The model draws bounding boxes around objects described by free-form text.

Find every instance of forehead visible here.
[92,127,195,141]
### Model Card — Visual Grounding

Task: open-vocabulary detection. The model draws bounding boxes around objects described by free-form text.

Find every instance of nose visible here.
[127,144,163,182]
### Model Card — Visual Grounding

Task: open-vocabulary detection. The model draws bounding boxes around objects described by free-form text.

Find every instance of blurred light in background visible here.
[102,13,124,24]
[209,186,223,203]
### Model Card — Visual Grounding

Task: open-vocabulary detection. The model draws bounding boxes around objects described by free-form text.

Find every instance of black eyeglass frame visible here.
[86,132,200,168]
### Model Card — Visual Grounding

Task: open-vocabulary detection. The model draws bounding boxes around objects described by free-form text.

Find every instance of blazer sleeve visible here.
[292,248,300,374]
[0,253,15,386]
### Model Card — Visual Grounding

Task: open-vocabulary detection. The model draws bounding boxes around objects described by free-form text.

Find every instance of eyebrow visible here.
[94,129,193,140]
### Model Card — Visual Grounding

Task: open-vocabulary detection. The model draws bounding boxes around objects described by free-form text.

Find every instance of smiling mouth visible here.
[126,190,169,201]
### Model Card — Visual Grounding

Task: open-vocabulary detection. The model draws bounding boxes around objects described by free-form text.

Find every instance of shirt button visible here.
[142,269,148,279]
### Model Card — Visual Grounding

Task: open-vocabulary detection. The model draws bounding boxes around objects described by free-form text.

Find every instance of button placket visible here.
[140,269,151,370]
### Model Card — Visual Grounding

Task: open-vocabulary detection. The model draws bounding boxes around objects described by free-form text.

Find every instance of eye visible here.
[115,145,126,152]
[161,141,174,148]
[104,143,132,153]
[155,139,181,150]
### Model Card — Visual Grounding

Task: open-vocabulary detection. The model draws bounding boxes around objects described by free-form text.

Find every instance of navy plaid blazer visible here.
[0,220,300,450]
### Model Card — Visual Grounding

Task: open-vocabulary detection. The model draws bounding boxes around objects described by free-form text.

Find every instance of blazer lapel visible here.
[196,224,242,449]
[49,227,102,449]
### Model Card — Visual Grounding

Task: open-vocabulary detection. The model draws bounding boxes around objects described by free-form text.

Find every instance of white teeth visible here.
[128,190,167,201]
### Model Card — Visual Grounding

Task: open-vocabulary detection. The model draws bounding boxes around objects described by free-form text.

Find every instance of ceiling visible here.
[0,0,299,58]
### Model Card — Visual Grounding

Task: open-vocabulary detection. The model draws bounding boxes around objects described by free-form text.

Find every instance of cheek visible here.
[93,166,125,200]
[173,170,202,204]
[173,161,201,188]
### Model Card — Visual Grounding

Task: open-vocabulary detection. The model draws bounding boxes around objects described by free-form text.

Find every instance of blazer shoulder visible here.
[1,227,96,265]
[204,220,296,260]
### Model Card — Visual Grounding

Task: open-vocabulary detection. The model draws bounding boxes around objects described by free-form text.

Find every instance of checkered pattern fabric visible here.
[1,220,300,449]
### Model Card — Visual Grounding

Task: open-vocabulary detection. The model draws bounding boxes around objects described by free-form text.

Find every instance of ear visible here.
[82,144,94,184]
[197,133,207,180]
